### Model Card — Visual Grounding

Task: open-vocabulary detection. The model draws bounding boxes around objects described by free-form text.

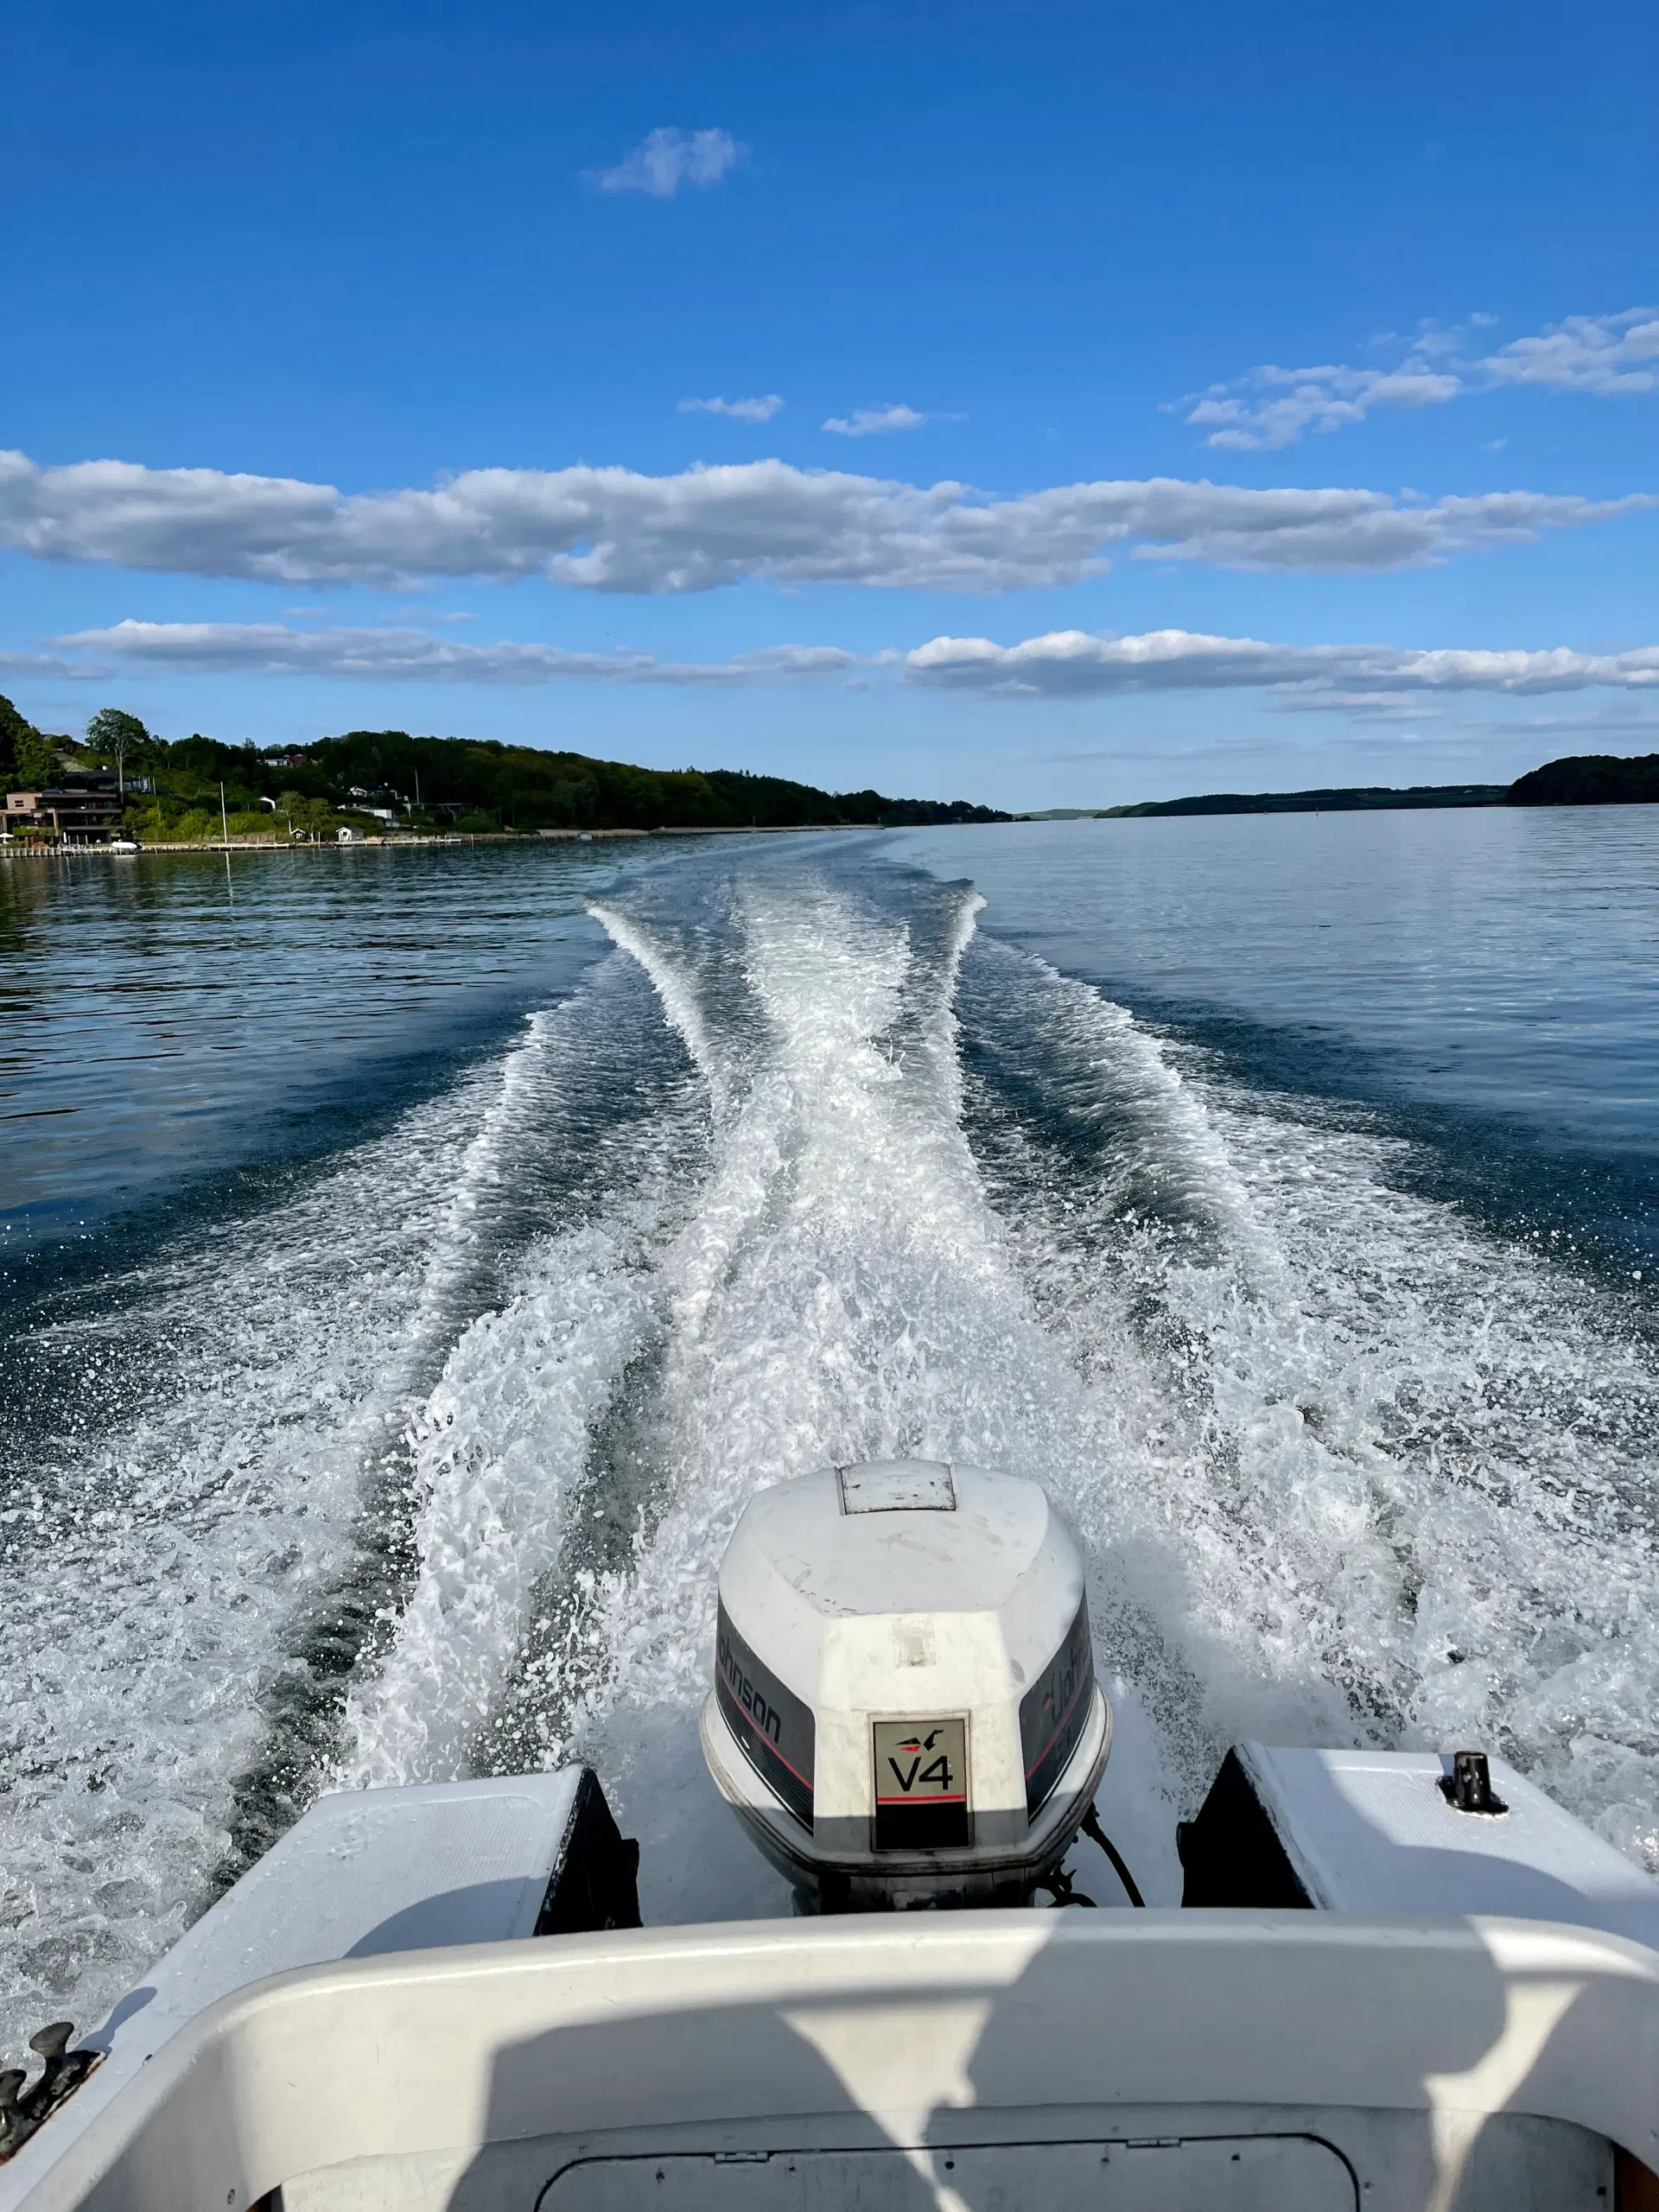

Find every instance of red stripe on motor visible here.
[718,1671,814,1793]
[1025,1672,1090,1781]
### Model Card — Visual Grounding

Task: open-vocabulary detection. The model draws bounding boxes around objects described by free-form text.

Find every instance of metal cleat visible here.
[0,2024,101,2165]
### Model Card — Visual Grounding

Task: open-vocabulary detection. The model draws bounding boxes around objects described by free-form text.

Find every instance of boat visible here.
[3,1459,1657,2211]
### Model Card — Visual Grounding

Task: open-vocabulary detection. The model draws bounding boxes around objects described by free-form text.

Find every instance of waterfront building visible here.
[4,772,124,843]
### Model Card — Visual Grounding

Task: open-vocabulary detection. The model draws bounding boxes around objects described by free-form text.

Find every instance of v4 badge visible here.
[872,1716,971,1851]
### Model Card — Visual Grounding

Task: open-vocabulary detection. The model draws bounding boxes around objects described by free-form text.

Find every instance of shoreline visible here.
[0,822,884,858]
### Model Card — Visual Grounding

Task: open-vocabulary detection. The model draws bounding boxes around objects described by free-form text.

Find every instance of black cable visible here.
[1081,1803,1145,1908]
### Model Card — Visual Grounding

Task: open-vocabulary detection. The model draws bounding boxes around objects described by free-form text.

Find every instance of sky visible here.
[2,0,1656,808]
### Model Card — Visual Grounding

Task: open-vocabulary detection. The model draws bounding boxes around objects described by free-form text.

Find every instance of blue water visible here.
[0,842,629,1243]
[2,818,1656,2056]
[897,808,1659,1265]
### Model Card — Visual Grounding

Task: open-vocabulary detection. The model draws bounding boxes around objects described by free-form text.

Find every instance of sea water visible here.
[1,812,1656,2052]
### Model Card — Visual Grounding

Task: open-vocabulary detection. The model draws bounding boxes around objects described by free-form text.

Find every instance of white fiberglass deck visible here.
[7,1911,1658,2212]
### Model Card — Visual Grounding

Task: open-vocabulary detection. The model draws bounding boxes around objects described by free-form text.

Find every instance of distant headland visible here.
[1022,751,1659,819]
[1049,782,1506,819]
[1506,753,1659,806]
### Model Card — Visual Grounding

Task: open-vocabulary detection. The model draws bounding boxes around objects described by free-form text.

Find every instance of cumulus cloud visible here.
[59,620,857,687]
[1481,308,1659,394]
[903,627,1659,702]
[679,394,784,422]
[591,127,743,198]
[2,449,1649,592]
[1181,307,1659,446]
[823,404,930,437]
[1184,363,1461,452]
[57,618,1659,722]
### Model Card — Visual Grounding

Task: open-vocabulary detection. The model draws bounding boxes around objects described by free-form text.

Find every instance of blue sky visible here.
[3,0,1656,806]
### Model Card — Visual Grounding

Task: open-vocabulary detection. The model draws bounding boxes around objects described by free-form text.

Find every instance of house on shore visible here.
[4,772,124,843]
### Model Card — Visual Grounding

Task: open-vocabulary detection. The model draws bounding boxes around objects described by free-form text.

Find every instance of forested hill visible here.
[1507,753,1659,805]
[296,728,1008,829]
[0,703,1008,832]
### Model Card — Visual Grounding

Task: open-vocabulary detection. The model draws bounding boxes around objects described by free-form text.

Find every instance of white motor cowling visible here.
[699,1459,1110,1910]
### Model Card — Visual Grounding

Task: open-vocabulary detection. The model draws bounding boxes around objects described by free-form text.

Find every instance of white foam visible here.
[0,955,690,2055]
[9,855,1657,2054]
[531,874,1659,1913]
[964,956,1659,1863]
[0,1065,490,2055]
[335,1215,662,1788]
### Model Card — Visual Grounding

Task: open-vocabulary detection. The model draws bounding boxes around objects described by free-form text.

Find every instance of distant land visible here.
[1508,753,1659,806]
[0,702,1010,836]
[263,730,1014,832]
[1022,753,1659,820]
[7,691,1657,838]
[1033,783,1506,819]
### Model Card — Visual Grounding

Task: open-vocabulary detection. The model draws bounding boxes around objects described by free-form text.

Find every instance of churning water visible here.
[2,814,1657,2054]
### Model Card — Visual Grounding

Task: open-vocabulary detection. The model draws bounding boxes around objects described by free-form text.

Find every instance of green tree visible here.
[16,729,60,789]
[0,693,38,787]
[549,778,597,825]
[86,708,159,795]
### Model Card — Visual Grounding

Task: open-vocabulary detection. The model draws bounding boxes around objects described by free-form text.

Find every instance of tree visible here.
[549,777,597,826]
[86,708,158,796]
[16,730,60,789]
[0,693,39,787]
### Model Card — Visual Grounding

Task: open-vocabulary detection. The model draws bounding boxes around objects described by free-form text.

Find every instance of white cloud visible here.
[1481,308,1659,394]
[1181,306,1659,446]
[0,648,79,677]
[1491,702,1659,742]
[1181,337,1463,450]
[679,394,784,422]
[823,404,930,437]
[591,127,743,198]
[57,619,1659,722]
[2,449,1649,591]
[903,627,1659,701]
[58,620,857,686]
[1187,366,1461,450]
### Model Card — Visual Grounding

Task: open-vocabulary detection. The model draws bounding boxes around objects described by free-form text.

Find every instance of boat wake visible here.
[3,846,1656,2050]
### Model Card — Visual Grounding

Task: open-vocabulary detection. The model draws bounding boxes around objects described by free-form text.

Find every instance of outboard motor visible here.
[700,1459,1110,1910]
